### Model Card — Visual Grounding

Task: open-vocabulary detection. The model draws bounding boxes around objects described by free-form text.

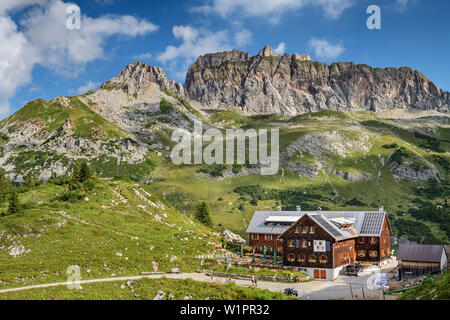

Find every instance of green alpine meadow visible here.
[0,0,449,303]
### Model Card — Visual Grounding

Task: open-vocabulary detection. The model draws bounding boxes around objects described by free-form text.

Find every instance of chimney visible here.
[277,206,282,211]
[379,206,384,213]
[296,205,301,212]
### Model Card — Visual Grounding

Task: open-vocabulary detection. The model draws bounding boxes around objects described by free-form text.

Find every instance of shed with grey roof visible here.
[397,244,448,279]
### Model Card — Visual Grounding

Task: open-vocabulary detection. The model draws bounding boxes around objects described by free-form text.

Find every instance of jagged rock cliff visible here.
[103,62,185,97]
[184,45,450,115]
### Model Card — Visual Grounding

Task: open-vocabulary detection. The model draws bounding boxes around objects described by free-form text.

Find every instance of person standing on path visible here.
[254,276,258,287]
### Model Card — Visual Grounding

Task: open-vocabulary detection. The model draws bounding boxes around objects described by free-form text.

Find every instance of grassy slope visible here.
[150,110,449,243]
[399,270,450,300]
[0,179,222,291]
[0,277,285,300]
[1,97,125,139]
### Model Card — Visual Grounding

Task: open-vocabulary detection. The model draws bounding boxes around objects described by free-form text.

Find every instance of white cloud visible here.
[77,81,100,94]
[314,0,355,19]
[158,25,256,81]
[274,42,286,54]
[21,0,158,73]
[132,53,152,61]
[0,0,158,115]
[0,0,48,14]
[192,0,355,22]
[308,38,345,60]
[158,26,231,63]
[0,15,39,115]
[234,29,252,46]
[395,0,411,12]
[173,25,199,43]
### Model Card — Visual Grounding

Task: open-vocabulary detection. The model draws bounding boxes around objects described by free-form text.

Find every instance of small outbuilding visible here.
[397,244,447,280]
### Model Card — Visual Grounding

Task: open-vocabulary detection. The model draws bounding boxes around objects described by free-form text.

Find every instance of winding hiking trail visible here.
[0,263,396,300]
[0,273,197,294]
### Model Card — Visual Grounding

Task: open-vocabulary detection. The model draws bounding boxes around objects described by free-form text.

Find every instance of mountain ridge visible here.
[183,45,449,115]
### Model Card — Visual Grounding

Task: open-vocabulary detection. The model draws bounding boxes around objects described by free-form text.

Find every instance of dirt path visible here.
[0,273,190,294]
[0,264,396,300]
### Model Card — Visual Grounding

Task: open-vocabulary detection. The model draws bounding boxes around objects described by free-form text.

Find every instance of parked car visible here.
[345,264,362,276]
[284,288,298,297]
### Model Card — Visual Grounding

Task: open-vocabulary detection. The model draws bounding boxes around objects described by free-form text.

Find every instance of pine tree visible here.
[25,172,38,189]
[0,171,11,204]
[49,172,57,184]
[79,161,92,182]
[7,191,19,215]
[195,201,212,227]
[71,162,81,184]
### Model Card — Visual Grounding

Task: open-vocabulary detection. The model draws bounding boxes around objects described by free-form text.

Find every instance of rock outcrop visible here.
[221,229,246,244]
[103,61,184,97]
[185,46,450,115]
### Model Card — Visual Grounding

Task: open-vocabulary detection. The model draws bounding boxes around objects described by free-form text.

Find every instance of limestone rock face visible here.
[221,229,246,244]
[184,46,449,115]
[104,61,184,97]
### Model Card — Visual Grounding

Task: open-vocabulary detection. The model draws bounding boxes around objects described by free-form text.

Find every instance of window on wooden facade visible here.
[302,226,308,233]
[369,250,378,257]
[319,255,327,263]
[287,253,295,262]
[310,226,315,234]
[358,250,366,257]
[265,234,272,241]
[308,255,316,263]
[370,237,376,244]
[252,234,259,240]
[298,254,306,263]
[302,240,307,248]
[268,246,273,252]
[289,240,295,248]
[295,226,299,233]
[358,237,365,244]
[296,240,300,248]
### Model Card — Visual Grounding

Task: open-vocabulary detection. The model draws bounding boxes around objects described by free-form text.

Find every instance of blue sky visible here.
[1,0,449,117]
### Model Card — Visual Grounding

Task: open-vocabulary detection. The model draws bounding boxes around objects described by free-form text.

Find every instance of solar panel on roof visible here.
[360,211,384,235]
[312,215,343,238]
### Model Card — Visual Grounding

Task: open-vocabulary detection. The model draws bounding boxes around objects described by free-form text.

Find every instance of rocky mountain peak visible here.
[292,53,311,61]
[184,47,449,115]
[257,45,280,57]
[101,61,184,97]
[57,119,74,135]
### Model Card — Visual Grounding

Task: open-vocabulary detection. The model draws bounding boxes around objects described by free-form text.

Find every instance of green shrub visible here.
[232,164,243,174]
[393,219,440,244]
[210,164,227,177]
[382,143,398,149]
[59,191,84,202]
[345,197,367,206]
[159,98,175,114]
